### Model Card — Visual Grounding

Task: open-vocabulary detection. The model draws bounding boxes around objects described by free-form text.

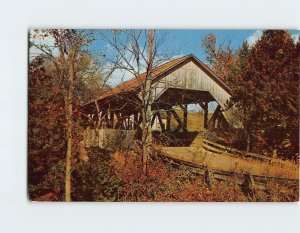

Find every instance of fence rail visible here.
[155,141,299,199]
[202,139,272,162]
[156,151,298,199]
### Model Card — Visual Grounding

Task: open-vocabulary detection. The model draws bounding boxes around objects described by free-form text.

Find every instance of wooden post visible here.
[123,116,128,129]
[205,169,214,187]
[109,111,114,129]
[170,109,183,130]
[127,116,131,130]
[215,110,219,128]
[157,111,165,132]
[98,111,102,128]
[199,102,208,129]
[166,110,171,131]
[123,116,127,129]
[207,105,221,129]
[242,174,257,201]
[133,113,138,130]
[183,104,188,131]
[115,112,123,129]
[104,112,109,129]
[137,112,142,126]
[151,112,157,127]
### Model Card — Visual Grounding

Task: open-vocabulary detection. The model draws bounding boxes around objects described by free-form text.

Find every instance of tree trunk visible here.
[65,50,75,202]
[142,29,154,174]
[141,110,151,173]
[95,101,101,128]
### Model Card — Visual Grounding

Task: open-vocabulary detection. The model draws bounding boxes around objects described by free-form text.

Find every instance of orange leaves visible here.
[202,33,237,83]
[117,150,249,201]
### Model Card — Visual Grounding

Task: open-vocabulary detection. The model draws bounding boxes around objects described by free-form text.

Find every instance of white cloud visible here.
[247,30,263,46]
[292,33,300,44]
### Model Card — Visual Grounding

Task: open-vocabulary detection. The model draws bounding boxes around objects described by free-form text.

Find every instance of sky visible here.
[86,29,299,112]
[29,29,300,112]
[87,29,299,64]
[86,29,299,85]
[30,29,300,72]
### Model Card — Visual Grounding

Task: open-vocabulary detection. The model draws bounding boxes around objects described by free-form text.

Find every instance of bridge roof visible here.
[83,54,231,109]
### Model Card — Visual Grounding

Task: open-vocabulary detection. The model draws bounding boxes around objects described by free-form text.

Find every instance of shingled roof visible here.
[85,54,231,105]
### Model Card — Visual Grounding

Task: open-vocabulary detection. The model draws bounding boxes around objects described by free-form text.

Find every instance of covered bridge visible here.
[82,54,234,148]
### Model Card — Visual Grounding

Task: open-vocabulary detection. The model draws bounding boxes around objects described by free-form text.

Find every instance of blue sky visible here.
[85,29,299,112]
[29,29,300,112]
[157,29,257,60]
[88,29,299,63]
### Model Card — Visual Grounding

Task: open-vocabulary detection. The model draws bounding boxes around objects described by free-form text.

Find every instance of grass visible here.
[160,109,299,179]
[159,146,299,179]
[170,109,212,132]
[115,150,299,202]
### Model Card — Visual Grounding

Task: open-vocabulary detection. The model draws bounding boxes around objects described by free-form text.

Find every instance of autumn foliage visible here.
[28,30,299,202]
[203,30,299,160]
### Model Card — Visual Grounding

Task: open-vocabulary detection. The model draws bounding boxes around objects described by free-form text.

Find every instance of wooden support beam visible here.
[128,116,132,130]
[166,110,171,131]
[207,105,221,129]
[123,117,128,129]
[104,113,109,129]
[137,112,143,126]
[217,110,229,129]
[179,105,185,110]
[215,112,219,128]
[115,112,123,129]
[114,113,119,129]
[109,111,114,129]
[133,113,138,130]
[151,112,158,127]
[157,111,165,132]
[170,109,183,130]
[183,104,188,131]
[199,102,208,129]
[123,117,127,129]
[98,111,103,128]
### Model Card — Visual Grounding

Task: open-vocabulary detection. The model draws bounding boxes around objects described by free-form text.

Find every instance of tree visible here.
[28,56,67,195]
[201,33,237,83]
[29,29,95,201]
[99,30,170,173]
[76,53,111,104]
[228,41,255,152]
[142,29,154,173]
[230,30,299,158]
[28,57,66,153]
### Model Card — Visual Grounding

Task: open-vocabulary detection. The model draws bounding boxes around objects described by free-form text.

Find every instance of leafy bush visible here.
[72,148,122,201]
[29,148,122,201]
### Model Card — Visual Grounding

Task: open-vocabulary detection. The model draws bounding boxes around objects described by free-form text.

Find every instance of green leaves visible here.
[71,148,122,201]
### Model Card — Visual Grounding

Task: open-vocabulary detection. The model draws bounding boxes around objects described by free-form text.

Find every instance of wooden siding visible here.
[84,128,136,150]
[152,60,231,108]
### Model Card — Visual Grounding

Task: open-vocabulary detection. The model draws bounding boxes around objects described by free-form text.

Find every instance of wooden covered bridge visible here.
[81,54,299,187]
[82,54,234,148]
